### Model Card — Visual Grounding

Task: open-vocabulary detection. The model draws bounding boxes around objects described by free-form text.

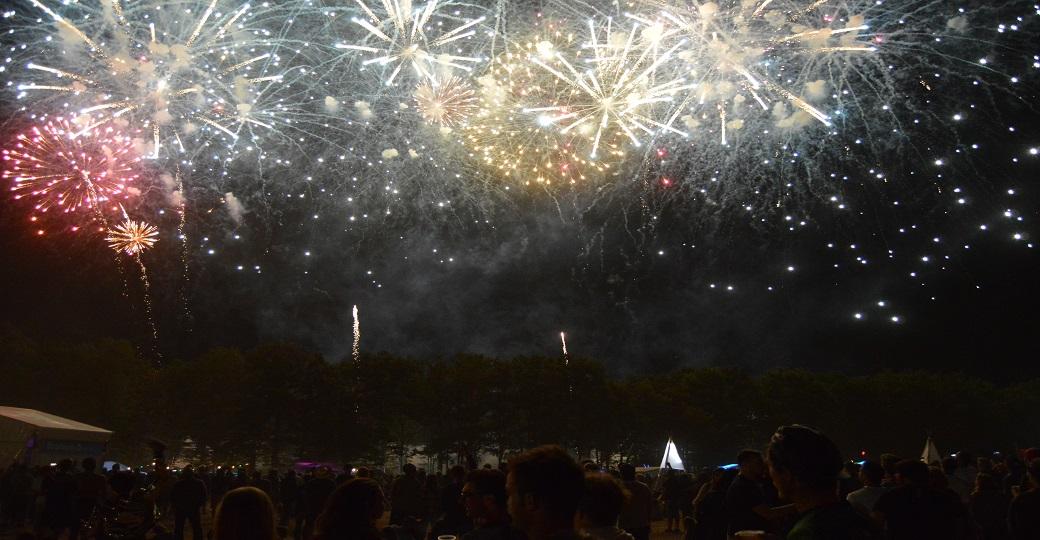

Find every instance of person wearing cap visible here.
[765,424,874,539]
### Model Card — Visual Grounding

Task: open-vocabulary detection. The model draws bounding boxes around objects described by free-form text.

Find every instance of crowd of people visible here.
[1,425,1038,540]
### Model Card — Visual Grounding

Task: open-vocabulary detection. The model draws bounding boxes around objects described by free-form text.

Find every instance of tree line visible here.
[1,329,1037,469]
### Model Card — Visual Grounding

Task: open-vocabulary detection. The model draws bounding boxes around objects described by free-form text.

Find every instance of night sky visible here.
[1,0,1038,381]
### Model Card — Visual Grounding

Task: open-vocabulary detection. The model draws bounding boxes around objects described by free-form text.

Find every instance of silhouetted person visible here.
[576,473,633,540]
[765,424,874,539]
[617,464,652,540]
[879,454,901,488]
[42,460,76,538]
[662,468,682,532]
[73,457,108,537]
[954,452,978,491]
[461,468,524,540]
[391,463,425,526]
[108,463,134,500]
[691,468,731,540]
[2,463,31,527]
[431,465,473,540]
[334,464,355,486]
[211,468,230,514]
[171,465,208,540]
[214,486,279,540]
[298,467,337,540]
[506,445,587,540]
[280,469,300,524]
[313,478,385,540]
[943,456,971,503]
[969,473,1009,540]
[724,450,792,536]
[846,460,889,517]
[1008,458,1040,540]
[873,458,970,539]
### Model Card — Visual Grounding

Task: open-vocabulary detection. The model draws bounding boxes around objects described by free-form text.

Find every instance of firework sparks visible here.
[560,331,569,360]
[2,116,140,226]
[106,219,160,256]
[414,76,477,126]
[17,0,294,161]
[352,304,361,367]
[457,34,620,187]
[335,0,486,86]
[649,0,878,144]
[524,18,695,159]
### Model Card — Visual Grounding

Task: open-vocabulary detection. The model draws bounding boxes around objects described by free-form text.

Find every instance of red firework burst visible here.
[2,116,141,229]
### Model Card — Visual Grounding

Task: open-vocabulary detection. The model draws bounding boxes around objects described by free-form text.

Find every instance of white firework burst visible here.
[15,0,298,160]
[524,17,696,159]
[335,0,486,86]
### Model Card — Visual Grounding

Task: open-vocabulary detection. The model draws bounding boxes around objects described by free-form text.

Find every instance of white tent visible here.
[921,436,942,465]
[659,438,685,471]
[0,406,111,466]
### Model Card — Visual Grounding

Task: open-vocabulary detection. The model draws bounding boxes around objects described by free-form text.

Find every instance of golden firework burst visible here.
[106,219,159,256]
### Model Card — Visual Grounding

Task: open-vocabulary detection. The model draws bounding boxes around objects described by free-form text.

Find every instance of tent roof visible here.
[659,438,684,471]
[921,436,942,465]
[0,406,111,435]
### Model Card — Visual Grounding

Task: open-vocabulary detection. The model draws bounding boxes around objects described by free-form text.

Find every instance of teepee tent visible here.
[921,436,942,465]
[659,438,685,471]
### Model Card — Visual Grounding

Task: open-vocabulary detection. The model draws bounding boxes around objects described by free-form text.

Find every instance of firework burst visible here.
[106,218,160,256]
[524,17,695,159]
[15,0,298,161]
[456,33,621,187]
[335,0,486,86]
[414,76,477,126]
[644,0,880,145]
[2,116,141,226]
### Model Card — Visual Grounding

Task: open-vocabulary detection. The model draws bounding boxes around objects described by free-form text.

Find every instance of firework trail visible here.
[174,169,193,330]
[352,304,361,367]
[560,331,569,362]
[352,303,361,414]
[106,213,162,362]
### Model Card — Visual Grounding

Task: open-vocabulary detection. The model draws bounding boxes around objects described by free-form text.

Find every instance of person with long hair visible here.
[313,478,386,540]
[213,486,278,540]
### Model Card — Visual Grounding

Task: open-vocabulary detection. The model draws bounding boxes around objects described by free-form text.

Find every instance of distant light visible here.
[854,313,863,320]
